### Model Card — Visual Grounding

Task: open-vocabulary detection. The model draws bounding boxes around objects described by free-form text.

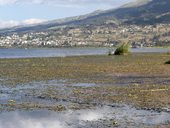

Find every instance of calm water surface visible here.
[0,106,169,128]
[0,47,169,58]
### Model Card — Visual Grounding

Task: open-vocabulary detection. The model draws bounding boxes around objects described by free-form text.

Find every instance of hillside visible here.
[72,0,170,25]
[0,0,170,33]
[113,0,170,24]
[0,0,170,34]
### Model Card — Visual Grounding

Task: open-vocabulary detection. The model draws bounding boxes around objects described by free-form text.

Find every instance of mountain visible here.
[112,0,170,24]
[0,10,114,34]
[0,0,170,34]
[75,0,170,25]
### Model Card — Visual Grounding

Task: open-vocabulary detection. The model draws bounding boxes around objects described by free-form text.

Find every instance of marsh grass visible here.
[0,53,170,86]
[114,43,129,55]
[165,60,170,64]
[69,84,170,110]
[0,54,170,110]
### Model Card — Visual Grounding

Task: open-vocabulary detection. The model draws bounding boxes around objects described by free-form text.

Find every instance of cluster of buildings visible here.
[0,24,170,48]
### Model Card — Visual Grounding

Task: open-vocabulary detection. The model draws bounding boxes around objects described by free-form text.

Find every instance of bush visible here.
[165,60,170,64]
[114,43,129,55]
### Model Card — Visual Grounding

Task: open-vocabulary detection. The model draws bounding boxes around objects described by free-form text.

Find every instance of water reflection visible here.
[0,106,169,128]
[0,110,65,128]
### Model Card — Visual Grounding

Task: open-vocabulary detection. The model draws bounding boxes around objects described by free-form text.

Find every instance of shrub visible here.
[114,43,129,55]
[165,60,170,64]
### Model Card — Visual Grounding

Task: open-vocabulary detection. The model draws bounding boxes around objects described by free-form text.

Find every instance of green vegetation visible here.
[0,53,170,110]
[69,84,170,110]
[114,43,129,55]
[165,60,170,64]
[0,53,170,86]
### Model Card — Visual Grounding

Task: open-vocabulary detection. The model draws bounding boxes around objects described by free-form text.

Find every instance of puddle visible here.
[0,105,169,128]
[112,75,170,86]
[71,83,96,87]
[0,80,98,104]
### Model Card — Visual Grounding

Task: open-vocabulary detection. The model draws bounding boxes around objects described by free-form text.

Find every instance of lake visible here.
[0,47,170,58]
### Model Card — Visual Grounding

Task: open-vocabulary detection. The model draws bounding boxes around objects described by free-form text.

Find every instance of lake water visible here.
[0,47,170,58]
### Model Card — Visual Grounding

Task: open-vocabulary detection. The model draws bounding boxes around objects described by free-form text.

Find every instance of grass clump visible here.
[165,60,170,64]
[114,43,129,55]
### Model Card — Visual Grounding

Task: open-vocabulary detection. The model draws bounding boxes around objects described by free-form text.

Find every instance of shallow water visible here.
[0,80,68,104]
[0,79,170,128]
[113,75,170,86]
[0,105,169,128]
[0,48,108,58]
[0,76,169,105]
[71,83,96,87]
[0,47,169,58]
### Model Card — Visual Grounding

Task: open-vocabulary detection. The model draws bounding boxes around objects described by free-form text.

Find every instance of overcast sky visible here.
[0,0,134,28]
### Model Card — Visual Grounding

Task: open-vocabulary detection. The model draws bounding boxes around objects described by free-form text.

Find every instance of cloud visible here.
[0,0,133,6]
[22,19,45,25]
[0,19,45,29]
[0,0,134,28]
[0,20,20,29]
[0,0,17,5]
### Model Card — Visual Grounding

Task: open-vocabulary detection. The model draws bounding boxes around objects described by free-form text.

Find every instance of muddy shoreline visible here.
[0,53,170,127]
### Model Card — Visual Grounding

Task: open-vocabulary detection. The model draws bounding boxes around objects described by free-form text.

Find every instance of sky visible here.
[0,0,134,28]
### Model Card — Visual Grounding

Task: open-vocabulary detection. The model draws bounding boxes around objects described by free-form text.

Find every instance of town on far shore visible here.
[0,23,170,48]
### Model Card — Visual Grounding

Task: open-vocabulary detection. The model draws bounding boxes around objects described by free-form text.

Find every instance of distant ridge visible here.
[0,0,170,34]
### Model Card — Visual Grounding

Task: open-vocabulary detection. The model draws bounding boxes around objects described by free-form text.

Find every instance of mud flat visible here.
[0,53,170,127]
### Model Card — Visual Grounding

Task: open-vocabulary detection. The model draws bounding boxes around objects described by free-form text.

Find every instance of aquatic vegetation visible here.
[114,43,129,55]
[8,100,16,106]
[112,120,118,126]
[165,60,170,64]
[0,53,170,86]
[2,103,67,112]
[8,100,16,103]
[52,105,66,111]
[0,53,170,111]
